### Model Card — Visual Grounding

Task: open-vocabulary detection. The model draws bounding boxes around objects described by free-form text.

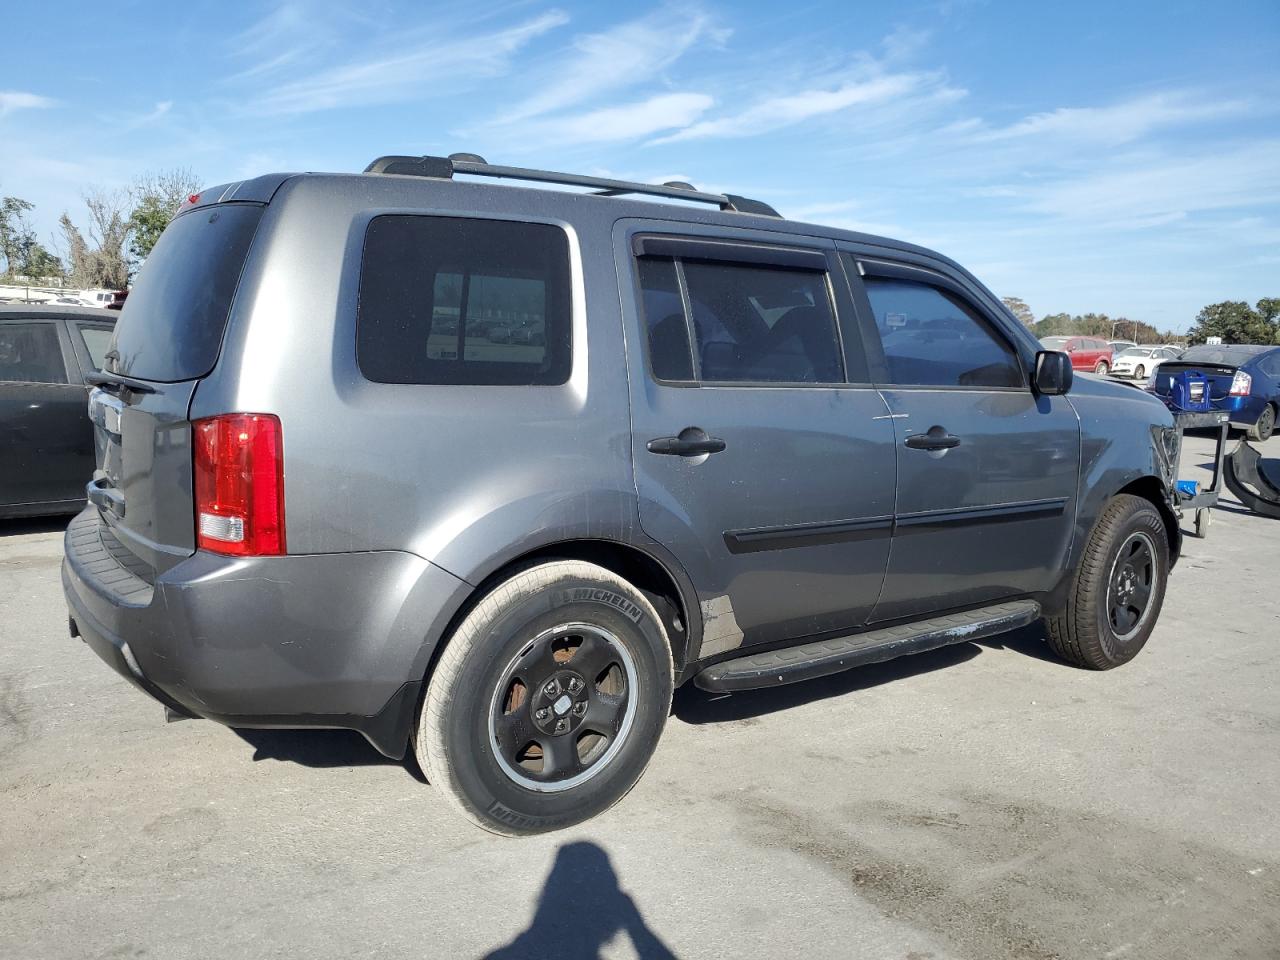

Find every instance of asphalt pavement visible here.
[2,431,1278,960]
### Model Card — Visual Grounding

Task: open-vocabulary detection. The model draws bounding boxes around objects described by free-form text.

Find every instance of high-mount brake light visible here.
[1230,371,1252,397]
[187,193,201,205]
[193,414,285,556]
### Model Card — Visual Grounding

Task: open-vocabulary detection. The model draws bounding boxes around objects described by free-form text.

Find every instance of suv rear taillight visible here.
[193,414,285,556]
[1230,371,1252,397]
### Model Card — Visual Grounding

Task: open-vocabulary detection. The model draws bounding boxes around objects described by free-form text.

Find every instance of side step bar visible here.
[693,599,1041,692]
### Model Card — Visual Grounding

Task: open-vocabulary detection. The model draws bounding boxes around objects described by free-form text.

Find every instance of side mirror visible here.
[1034,350,1073,396]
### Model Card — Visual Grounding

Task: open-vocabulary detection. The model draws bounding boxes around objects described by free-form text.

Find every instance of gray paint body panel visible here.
[60,169,1180,754]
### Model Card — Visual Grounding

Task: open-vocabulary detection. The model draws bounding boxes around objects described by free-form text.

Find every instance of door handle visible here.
[647,434,727,457]
[904,429,961,452]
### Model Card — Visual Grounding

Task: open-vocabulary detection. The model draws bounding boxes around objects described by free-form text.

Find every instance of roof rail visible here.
[363,153,781,218]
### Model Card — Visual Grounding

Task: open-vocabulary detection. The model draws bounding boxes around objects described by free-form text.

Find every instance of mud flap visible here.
[1224,441,1280,519]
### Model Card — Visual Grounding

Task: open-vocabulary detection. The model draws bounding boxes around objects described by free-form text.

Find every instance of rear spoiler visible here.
[176,173,296,215]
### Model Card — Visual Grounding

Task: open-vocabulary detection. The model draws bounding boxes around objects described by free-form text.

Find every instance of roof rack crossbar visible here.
[363,154,781,218]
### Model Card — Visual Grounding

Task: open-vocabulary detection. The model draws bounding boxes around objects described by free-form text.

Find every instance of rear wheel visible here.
[1047,494,1169,669]
[1248,404,1276,442]
[1095,360,1110,375]
[415,561,674,836]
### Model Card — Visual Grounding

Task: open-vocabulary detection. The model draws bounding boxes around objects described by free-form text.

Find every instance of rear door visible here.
[617,222,897,657]
[0,318,90,508]
[88,201,265,573]
[842,255,1080,623]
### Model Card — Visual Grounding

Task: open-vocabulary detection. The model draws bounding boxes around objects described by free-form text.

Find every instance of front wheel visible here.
[1047,494,1169,669]
[1095,360,1110,376]
[1248,404,1276,442]
[415,560,674,836]
[1134,364,1146,380]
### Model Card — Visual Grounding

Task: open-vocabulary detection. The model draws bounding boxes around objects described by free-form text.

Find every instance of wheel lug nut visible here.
[535,707,550,721]
[542,681,558,697]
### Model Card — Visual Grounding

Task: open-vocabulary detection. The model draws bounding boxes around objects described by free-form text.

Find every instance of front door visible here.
[0,319,91,509]
[616,223,898,659]
[843,257,1080,623]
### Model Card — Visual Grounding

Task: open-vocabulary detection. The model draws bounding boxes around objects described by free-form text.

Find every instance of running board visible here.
[693,600,1041,692]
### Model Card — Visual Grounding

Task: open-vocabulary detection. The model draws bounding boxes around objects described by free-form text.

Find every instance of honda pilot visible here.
[64,154,1183,835]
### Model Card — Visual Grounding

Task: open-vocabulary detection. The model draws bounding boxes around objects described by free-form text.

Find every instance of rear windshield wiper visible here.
[85,370,157,395]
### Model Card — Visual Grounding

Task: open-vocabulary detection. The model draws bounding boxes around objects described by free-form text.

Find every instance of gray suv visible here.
[63,154,1182,834]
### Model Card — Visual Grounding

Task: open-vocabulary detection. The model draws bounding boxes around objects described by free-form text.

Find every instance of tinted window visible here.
[77,324,113,370]
[864,278,1023,388]
[1258,352,1280,377]
[637,258,694,381]
[111,204,263,382]
[0,322,67,384]
[1178,344,1269,365]
[674,260,842,383]
[358,216,571,386]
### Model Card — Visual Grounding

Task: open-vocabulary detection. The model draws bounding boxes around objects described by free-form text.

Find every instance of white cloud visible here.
[0,91,57,117]
[965,92,1253,146]
[496,7,725,124]
[651,72,945,144]
[243,10,568,115]
[525,93,714,144]
[1022,141,1280,223]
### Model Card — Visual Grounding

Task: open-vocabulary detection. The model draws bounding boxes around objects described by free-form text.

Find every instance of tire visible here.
[1134,364,1145,380]
[415,560,674,836]
[1248,404,1276,443]
[1095,360,1110,376]
[1046,494,1169,670]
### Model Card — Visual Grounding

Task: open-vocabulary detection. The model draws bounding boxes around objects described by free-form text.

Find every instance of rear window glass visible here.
[77,324,113,370]
[109,204,263,382]
[1178,344,1269,365]
[357,216,571,386]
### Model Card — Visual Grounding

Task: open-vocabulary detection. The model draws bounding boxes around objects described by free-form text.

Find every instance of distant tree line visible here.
[0,169,200,290]
[1001,296,1280,347]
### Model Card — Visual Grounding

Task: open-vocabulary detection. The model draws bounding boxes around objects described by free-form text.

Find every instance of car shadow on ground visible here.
[0,516,70,537]
[673,624,1065,725]
[232,728,427,782]
[481,841,678,960]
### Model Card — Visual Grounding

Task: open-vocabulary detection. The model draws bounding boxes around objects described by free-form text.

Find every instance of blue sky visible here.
[2,0,1277,330]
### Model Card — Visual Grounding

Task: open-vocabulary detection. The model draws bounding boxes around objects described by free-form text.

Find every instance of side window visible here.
[0,322,68,384]
[357,216,572,386]
[77,324,113,370]
[1259,353,1280,377]
[863,278,1023,388]
[637,254,843,384]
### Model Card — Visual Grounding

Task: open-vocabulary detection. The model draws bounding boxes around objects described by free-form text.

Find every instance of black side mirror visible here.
[1034,350,1073,396]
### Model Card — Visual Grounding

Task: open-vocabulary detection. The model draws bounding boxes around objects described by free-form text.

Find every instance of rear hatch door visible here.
[88,200,266,575]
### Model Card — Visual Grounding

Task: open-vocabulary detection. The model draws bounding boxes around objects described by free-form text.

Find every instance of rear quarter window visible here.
[357,215,572,386]
[109,204,264,382]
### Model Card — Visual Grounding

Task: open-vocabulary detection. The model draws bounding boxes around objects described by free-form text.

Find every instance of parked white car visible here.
[77,289,124,309]
[1111,345,1181,379]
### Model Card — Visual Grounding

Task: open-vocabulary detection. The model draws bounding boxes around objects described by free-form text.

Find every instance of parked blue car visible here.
[1148,344,1280,441]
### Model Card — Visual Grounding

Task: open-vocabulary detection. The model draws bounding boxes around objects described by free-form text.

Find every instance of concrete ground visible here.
[2,431,1278,960]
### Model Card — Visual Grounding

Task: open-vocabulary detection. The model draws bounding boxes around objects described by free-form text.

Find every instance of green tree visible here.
[1186,301,1279,346]
[1001,296,1035,326]
[1,195,36,276]
[59,189,131,290]
[128,169,201,263]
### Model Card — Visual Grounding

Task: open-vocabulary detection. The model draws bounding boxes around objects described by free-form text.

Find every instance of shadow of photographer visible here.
[483,841,677,960]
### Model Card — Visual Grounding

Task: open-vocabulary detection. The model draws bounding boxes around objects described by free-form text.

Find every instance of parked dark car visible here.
[1148,343,1280,441]
[1039,335,1114,375]
[1,305,115,518]
[64,155,1181,835]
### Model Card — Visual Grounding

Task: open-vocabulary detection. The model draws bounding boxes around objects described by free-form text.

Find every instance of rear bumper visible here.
[61,508,470,757]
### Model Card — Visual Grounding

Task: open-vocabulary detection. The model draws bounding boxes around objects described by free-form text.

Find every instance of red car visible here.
[1039,336,1114,375]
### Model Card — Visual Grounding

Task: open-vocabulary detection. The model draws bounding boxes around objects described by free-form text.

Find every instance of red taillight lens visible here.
[1229,371,1252,397]
[193,414,285,556]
